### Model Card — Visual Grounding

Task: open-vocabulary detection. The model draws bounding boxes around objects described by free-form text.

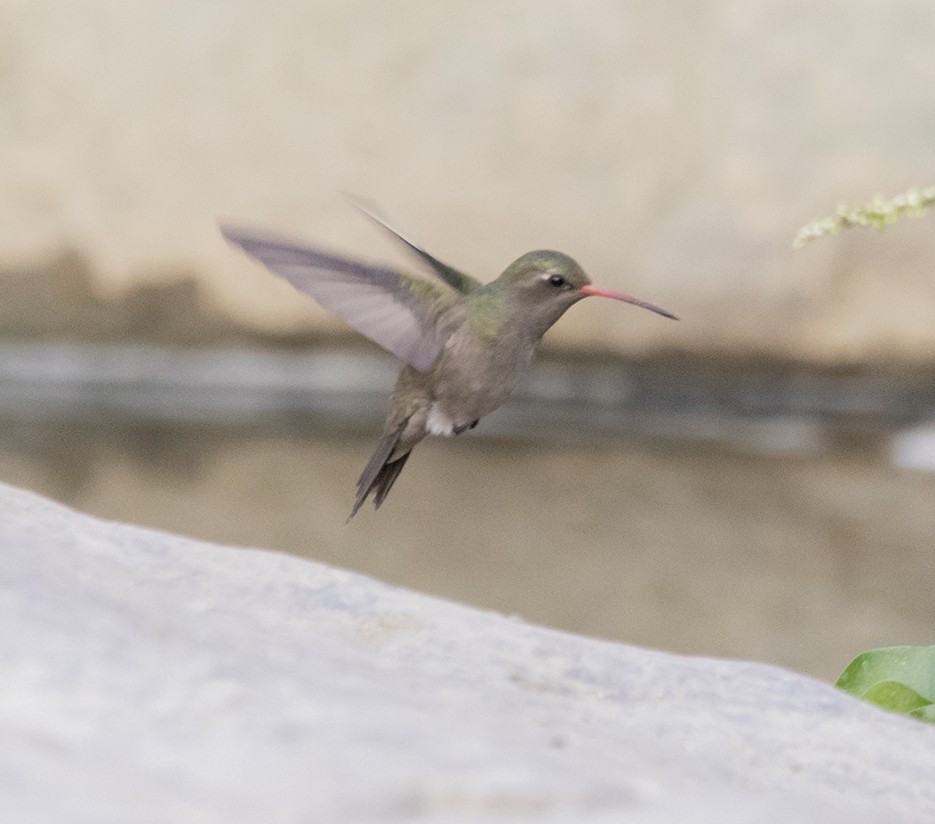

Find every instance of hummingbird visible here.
[221,199,677,518]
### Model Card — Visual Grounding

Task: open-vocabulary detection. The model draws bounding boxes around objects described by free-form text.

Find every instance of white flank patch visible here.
[427,402,455,436]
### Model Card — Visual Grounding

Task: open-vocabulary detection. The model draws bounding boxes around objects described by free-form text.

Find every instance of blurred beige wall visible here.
[3,1,935,360]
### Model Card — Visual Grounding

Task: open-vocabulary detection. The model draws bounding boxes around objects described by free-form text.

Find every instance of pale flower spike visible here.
[793,185,935,249]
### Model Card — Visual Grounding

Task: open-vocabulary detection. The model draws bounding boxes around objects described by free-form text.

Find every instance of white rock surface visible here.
[1,480,934,823]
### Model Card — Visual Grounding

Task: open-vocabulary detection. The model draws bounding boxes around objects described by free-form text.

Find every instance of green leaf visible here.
[836,645,935,723]
[861,681,930,714]
[909,705,935,724]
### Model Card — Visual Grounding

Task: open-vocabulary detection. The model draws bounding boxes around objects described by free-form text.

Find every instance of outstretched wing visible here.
[344,195,483,296]
[221,225,457,371]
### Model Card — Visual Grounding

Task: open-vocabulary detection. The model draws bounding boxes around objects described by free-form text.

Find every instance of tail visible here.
[348,422,411,519]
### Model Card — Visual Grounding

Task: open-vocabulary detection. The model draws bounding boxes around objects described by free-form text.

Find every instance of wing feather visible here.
[221,226,457,371]
[344,195,483,295]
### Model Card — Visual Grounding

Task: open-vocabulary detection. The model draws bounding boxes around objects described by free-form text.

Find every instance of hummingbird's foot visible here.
[452,419,480,436]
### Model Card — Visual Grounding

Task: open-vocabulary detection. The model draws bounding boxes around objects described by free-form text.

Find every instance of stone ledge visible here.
[0,482,932,823]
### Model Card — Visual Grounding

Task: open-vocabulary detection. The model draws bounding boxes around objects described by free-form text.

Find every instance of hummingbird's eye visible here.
[548,274,566,287]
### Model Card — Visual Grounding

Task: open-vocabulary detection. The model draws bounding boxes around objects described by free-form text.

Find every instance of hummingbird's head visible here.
[498,250,677,338]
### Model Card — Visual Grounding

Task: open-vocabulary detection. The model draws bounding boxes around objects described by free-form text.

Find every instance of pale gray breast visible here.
[431,321,539,423]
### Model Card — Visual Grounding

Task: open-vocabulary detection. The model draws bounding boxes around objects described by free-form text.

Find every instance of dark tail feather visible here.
[349,422,410,519]
[371,453,410,509]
